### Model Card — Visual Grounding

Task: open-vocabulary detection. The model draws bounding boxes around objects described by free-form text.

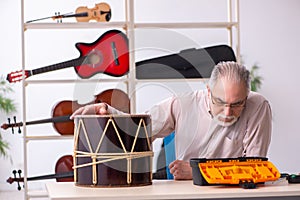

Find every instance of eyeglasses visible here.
[210,92,247,109]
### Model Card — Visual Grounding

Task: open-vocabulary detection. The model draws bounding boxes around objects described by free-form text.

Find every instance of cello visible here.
[6,88,130,190]
[1,88,130,135]
[7,155,73,190]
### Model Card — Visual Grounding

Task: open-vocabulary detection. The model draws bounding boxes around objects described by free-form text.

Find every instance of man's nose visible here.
[223,106,233,116]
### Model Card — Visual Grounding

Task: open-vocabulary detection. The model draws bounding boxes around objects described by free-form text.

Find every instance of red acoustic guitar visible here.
[6,29,129,83]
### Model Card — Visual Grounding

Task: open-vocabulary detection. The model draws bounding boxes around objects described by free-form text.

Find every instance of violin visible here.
[75,2,111,22]
[1,89,130,135]
[26,2,111,23]
[7,155,73,190]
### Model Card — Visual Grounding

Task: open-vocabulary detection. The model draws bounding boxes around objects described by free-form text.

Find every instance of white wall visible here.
[0,0,300,191]
[239,0,300,174]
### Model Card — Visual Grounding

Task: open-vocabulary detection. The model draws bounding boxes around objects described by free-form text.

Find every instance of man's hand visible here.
[70,103,108,119]
[169,160,193,180]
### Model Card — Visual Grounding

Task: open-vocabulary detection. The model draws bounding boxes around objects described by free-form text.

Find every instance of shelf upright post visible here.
[125,0,137,113]
[227,0,241,63]
[234,0,241,63]
[227,0,234,47]
[20,0,28,199]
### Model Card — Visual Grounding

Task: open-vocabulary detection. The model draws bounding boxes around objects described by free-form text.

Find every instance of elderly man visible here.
[71,61,272,180]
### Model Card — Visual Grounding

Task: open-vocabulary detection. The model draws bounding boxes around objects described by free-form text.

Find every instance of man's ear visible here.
[206,85,211,97]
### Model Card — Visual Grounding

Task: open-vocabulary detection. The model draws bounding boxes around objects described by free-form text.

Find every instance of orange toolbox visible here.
[190,157,281,188]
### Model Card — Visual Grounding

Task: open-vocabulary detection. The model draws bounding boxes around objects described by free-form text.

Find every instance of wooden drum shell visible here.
[73,115,152,187]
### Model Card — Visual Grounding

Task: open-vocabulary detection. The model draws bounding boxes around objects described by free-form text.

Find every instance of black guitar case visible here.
[136,44,236,79]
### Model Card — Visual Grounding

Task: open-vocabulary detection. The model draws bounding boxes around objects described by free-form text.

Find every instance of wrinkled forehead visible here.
[212,78,248,100]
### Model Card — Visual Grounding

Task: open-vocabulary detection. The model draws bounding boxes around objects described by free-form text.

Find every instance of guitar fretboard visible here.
[31,56,87,76]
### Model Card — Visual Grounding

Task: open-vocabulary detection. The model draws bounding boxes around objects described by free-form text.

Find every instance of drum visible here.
[73,114,153,187]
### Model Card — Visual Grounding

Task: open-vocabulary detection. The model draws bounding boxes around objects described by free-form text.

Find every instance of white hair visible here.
[208,61,251,93]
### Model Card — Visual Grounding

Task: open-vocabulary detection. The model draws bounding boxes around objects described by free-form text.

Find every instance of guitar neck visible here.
[31,56,86,76]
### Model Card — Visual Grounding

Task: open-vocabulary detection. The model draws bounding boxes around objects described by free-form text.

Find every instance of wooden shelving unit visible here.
[19,0,240,199]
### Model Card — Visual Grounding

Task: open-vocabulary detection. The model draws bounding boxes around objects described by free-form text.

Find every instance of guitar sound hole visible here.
[87,51,103,68]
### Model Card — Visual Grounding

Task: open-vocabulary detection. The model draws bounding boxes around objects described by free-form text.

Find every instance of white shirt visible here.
[108,89,272,161]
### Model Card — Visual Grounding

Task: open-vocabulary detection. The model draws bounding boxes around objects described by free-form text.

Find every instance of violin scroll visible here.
[1,116,22,134]
[7,169,23,190]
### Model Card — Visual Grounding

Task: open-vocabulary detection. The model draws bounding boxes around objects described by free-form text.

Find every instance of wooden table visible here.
[46,179,300,200]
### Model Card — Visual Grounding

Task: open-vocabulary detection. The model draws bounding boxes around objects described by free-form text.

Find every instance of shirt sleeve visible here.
[108,98,176,140]
[243,100,272,157]
[146,96,177,140]
[107,104,128,115]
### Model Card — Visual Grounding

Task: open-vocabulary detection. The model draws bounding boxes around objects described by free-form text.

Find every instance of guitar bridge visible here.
[111,42,120,66]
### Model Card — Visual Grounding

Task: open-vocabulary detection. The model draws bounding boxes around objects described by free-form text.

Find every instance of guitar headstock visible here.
[6,70,31,83]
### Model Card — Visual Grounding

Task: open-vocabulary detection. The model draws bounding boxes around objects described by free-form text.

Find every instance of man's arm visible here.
[243,99,272,157]
[70,103,126,119]
[148,96,178,140]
